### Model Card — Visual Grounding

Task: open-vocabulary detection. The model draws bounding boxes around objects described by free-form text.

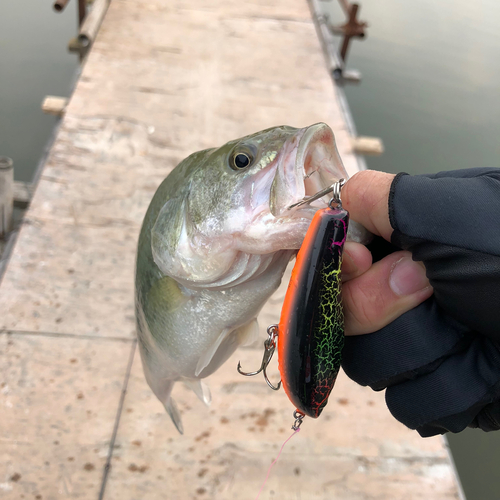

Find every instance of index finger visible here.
[342,170,395,242]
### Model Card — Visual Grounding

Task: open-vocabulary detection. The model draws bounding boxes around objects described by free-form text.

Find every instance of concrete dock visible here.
[1,0,462,498]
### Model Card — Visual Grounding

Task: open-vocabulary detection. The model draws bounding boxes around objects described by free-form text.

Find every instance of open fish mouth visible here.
[297,123,348,201]
[271,123,349,217]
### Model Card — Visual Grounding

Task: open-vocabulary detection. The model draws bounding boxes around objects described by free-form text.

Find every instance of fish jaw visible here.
[267,123,347,218]
[297,123,350,200]
[280,122,349,215]
[237,123,352,253]
[265,123,371,247]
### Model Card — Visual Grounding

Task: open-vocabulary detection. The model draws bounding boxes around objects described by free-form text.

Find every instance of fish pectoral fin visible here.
[194,320,260,378]
[238,319,260,347]
[147,276,188,315]
[184,379,212,406]
[195,328,232,377]
[164,397,184,435]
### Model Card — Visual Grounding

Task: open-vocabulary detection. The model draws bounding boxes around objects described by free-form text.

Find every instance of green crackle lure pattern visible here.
[238,181,349,428]
[277,205,349,419]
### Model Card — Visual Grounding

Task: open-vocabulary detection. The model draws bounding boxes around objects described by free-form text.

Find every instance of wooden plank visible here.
[41,96,68,117]
[351,135,384,155]
[13,181,34,209]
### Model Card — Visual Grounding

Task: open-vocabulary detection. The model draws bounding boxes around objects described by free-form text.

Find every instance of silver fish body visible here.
[135,123,366,433]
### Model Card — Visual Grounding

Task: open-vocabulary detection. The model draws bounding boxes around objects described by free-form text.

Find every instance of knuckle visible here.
[343,277,392,335]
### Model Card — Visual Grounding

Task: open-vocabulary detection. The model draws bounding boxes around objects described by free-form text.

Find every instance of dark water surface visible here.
[322,1,500,499]
[327,0,500,176]
[0,0,79,182]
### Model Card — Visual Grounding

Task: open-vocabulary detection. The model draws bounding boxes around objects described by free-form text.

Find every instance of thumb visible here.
[342,170,395,241]
[343,251,433,335]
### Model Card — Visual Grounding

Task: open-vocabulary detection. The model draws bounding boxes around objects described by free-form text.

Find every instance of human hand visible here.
[339,168,500,436]
[340,170,433,335]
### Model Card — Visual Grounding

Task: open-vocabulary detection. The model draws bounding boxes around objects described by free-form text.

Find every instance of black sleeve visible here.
[390,168,500,340]
[342,168,500,437]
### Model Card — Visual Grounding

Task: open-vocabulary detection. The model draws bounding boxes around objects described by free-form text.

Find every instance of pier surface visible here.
[0,0,461,498]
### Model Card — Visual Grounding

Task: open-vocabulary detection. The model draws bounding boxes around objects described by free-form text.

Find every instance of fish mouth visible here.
[296,123,348,202]
[271,123,349,217]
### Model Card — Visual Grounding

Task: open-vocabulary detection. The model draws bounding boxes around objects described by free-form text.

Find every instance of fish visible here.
[135,123,366,433]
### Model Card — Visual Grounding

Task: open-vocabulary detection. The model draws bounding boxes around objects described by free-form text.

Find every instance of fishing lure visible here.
[238,180,349,429]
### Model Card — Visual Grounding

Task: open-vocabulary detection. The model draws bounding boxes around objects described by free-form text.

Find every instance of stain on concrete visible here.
[194,430,211,442]
[128,463,149,473]
[197,468,208,478]
[255,408,275,428]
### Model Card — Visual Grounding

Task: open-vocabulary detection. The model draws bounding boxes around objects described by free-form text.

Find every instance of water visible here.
[322,1,500,499]
[0,0,79,182]
[326,0,500,176]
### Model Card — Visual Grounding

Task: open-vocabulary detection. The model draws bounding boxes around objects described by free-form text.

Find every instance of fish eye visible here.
[234,153,250,169]
[229,147,255,170]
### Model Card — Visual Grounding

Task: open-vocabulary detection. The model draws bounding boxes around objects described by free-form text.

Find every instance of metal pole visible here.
[0,157,14,238]
[340,3,359,61]
[53,0,71,12]
[78,0,109,47]
[78,0,86,26]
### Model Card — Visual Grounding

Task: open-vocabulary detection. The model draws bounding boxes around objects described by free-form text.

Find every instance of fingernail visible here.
[389,256,429,296]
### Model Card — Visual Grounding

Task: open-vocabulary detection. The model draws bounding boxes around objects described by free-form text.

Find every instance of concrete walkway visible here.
[0,0,461,498]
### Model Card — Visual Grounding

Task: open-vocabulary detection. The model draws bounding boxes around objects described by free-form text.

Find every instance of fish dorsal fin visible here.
[195,320,260,377]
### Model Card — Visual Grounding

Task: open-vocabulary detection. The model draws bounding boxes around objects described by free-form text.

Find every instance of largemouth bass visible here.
[135,123,365,433]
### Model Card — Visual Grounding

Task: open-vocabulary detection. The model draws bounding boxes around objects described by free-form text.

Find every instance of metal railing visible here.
[309,0,367,84]
[52,0,110,54]
[53,0,87,26]
[330,0,368,63]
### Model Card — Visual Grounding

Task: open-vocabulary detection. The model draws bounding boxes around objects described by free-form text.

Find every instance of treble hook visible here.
[237,325,282,391]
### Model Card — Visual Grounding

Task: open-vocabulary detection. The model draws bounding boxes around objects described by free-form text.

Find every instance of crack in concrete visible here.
[98,340,137,500]
[0,329,135,342]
